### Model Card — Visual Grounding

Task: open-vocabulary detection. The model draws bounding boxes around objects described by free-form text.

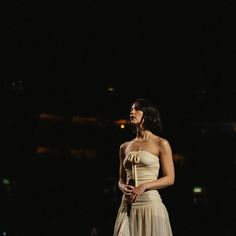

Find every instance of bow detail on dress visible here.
[127,152,140,187]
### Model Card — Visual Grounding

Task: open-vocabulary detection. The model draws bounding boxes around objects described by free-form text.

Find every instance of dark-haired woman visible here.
[113,99,175,236]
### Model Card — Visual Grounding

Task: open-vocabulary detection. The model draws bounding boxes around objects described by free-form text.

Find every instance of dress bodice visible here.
[123,150,160,187]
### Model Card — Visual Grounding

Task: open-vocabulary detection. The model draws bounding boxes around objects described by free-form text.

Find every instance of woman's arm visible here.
[117,143,133,197]
[118,143,127,191]
[144,139,175,189]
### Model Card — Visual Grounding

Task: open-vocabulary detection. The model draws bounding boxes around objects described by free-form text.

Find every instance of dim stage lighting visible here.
[192,185,207,205]
[193,186,203,193]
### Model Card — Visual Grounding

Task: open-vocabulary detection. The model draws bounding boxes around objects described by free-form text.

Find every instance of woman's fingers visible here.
[127,185,134,190]
[123,188,131,195]
[124,185,134,193]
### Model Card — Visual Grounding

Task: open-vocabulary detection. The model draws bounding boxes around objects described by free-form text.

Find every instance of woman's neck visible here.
[136,129,152,140]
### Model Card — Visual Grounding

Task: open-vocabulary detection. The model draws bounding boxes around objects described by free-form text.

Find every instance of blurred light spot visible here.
[173,153,185,166]
[108,87,115,92]
[39,113,64,122]
[120,124,125,129]
[70,148,96,159]
[192,186,207,196]
[36,146,49,154]
[2,178,11,185]
[192,186,207,205]
[193,186,203,193]
[114,119,129,126]
[72,116,98,124]
[36,146,61,156]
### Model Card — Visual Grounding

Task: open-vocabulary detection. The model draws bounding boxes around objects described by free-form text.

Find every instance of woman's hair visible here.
[130,98,162,135]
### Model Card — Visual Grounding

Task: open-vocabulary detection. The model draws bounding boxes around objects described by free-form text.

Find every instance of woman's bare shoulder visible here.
[120,140,133,151]
[153,135,171,149]
[120,138,137,154]
[119,141,130,159]
[154,136,172,156]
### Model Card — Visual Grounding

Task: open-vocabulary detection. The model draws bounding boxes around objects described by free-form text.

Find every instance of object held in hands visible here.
[127,178,135,216]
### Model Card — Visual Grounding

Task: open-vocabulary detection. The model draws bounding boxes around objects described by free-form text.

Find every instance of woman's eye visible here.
[131,106,139,111]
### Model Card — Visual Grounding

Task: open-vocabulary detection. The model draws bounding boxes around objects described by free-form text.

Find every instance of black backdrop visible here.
[2,3,236,235]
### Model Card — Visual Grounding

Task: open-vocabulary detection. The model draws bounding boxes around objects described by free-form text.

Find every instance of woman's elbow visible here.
[168,176,175,186]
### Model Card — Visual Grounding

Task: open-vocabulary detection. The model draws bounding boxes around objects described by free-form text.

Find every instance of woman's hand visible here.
[119,182,146,203]
[119,183,134,203]
[130,184,146,203]
[122,184,134,196]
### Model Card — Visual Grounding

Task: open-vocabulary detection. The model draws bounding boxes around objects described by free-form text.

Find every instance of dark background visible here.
[2,2,236,236]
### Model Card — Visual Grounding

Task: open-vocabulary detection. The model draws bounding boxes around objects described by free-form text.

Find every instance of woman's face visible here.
[129,103,144,126]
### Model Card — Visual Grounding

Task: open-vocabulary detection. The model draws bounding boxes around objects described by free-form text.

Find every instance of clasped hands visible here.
[122,184,146,203]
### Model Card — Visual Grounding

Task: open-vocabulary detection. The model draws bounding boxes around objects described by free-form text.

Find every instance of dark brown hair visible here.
[130,98,162,135]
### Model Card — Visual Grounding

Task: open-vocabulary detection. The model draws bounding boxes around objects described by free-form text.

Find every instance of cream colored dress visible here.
[113,150,173,236]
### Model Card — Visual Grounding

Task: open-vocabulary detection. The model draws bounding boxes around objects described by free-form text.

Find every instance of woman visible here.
[113,98,175,236]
